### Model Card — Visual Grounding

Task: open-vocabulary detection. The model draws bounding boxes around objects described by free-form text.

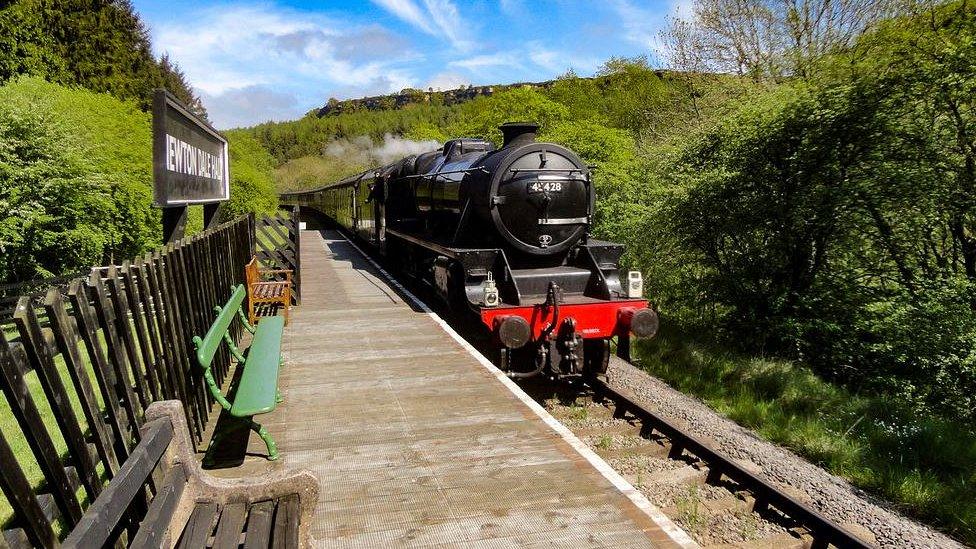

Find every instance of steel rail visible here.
[587,376,874,549]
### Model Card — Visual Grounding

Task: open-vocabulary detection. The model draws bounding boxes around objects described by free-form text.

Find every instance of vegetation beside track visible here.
[635,331,976,544]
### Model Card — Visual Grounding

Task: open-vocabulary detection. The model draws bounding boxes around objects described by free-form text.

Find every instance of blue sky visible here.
[133,1,690,129]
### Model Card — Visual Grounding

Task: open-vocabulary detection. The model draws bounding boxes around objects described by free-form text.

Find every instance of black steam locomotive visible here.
[280,122,658,378]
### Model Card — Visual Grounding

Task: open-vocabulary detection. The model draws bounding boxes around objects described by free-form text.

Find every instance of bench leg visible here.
[251,420,279,461]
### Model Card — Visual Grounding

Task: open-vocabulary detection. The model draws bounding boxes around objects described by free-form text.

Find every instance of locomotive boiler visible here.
[281,122,658,378]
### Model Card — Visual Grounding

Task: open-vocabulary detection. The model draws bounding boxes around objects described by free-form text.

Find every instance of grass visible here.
[568,403,588,421]
[635,327,976,545]
[676,485,704,532]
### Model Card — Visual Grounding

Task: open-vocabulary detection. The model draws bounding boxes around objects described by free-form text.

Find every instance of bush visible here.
[0,98,111,280]
[651,2,976,424]
[446,87,570,143]
[0,77,278,282]
[223,130,279,218]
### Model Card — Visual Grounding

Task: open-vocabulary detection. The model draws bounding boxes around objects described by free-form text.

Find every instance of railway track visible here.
[522,375,874,549]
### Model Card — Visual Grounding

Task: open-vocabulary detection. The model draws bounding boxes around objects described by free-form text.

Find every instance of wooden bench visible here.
[245,256,292,326]
[63,400,319,548]
[193,284,285,461]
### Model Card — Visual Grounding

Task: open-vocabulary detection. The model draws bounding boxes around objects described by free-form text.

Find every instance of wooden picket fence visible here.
[0,215,266,547]
[255,206,302,304]
[0,273,86,324]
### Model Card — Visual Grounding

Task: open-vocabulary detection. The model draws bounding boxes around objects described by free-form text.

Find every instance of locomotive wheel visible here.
[583,339,610,379]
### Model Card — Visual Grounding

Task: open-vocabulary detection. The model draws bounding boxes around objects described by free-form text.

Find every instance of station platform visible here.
[218,229,694,547]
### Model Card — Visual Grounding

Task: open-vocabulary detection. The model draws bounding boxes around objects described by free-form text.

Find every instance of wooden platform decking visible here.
[214,229,693,547]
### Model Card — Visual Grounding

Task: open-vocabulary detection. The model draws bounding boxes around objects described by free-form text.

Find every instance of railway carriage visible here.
[281,122,658,378]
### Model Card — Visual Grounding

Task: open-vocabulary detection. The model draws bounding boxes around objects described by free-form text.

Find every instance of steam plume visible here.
[324,134,441,166]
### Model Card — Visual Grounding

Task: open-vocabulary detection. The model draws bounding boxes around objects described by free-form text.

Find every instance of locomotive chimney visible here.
[500,122,539,148]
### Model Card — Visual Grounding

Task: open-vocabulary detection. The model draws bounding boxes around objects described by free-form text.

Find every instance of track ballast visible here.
[524,375,873,548]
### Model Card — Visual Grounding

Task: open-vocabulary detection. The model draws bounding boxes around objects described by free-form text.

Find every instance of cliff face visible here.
[315,79,568,117]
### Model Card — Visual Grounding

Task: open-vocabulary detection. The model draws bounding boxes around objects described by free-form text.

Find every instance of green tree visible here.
[448,87,569,143]
[0,77,278,281]
[0,102,111,281]
[223,131,279,217]
[656,1,976,422]
[0,0,205,113]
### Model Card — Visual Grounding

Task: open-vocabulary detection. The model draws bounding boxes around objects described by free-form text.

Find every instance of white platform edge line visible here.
[330,232,699,549]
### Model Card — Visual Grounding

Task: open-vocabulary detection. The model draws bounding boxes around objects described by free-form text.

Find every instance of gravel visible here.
[581,433,652,450]
[607,357,964,548]
[608,453,686,476]
[670,505,788,546]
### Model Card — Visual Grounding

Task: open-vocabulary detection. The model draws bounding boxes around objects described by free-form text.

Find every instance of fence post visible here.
[293,205,302,304]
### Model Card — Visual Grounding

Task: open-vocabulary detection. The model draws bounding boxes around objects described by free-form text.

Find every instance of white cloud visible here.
[448,52,521,70]
[498,0,522,16]
[372,0,472,50]
[201,86,301,128]
[607,0,664,53]
[149,4,418,127]
[422,0,467,48]
[424,72,470,91]
[446,46,600,80]
[371,0,436,34]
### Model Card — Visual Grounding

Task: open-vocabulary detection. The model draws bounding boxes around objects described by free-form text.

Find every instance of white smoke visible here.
[371,134,441,164]
[322,135,373,159]
[323,133,441,166]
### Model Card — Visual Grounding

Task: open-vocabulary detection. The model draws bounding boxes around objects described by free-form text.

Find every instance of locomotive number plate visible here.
[528,181,563,193]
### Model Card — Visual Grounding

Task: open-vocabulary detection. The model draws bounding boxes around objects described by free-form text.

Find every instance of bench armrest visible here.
[146,401,319,548]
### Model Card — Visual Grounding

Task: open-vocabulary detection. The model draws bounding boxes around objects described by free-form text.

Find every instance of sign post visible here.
[152,89,229,242]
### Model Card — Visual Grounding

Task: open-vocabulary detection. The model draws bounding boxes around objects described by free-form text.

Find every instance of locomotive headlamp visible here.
[495,315,531,349]
[627,271,643,298]
[483,272,500,307]
[618,307,659,339]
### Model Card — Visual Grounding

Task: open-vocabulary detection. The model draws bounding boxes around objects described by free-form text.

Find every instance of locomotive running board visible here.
[386,227,499,260]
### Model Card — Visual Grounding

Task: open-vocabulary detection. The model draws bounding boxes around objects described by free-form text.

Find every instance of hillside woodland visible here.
[244,1,976,541]
[0,0,278,283]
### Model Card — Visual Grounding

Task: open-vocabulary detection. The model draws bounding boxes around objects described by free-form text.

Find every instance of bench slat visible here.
[271,494,300,549]
[230,317,285,417]
[195,285,247,368]
[176,502,219,549]
[212,502,247,549]
[242,500,276,549]
[62,419,174,549]
[129,464,187,547]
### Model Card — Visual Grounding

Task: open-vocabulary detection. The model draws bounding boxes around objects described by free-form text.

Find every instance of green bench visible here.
[193,284,285,461]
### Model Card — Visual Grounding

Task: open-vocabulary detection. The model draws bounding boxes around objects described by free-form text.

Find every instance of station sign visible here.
[152,89,229,206]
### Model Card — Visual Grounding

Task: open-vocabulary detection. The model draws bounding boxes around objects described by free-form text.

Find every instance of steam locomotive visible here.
[280,122,658,378]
